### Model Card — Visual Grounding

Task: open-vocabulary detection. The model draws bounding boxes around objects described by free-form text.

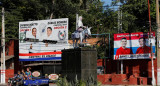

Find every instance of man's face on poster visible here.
[47,28,52,37]
[32,28,37,37]
[121,39,127,47]
[139,38,145,47]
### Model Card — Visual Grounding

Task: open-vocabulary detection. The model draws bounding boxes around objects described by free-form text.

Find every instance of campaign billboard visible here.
[19,18,69,61]
[114,32,155,60]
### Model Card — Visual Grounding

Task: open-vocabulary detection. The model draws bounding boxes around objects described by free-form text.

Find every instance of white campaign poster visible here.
[19,18,69,61]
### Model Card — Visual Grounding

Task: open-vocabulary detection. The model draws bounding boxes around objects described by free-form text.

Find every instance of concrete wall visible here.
[62,48,97,82]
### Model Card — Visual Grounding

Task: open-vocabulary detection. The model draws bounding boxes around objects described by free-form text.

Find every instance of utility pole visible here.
[147,0,155,85]
[120,9,123,74]
[1,7,5,84]
[156,0,160,85]
[117,0,123,74]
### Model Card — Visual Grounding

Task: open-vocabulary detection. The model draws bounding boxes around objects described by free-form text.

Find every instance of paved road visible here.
[101,85,152,86]
[49,83,57,86]
[0,84,7,86]
[49,84,152,86]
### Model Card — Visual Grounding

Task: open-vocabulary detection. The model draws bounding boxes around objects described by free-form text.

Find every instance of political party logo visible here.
[49,74,59,80]
[39,23,47,36]
[32,71,40,77]
[58,30,66,40]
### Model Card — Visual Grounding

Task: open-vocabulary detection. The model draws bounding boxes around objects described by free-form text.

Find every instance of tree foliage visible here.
[112,0,157,33]
[0,0,106,40]
[0,0,158,48]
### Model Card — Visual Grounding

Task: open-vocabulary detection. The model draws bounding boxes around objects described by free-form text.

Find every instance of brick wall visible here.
[0,69,14,83]
[97,58,157,85]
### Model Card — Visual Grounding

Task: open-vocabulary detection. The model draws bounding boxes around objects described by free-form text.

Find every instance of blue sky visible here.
[101,0,120,10]
[101,0,112,6]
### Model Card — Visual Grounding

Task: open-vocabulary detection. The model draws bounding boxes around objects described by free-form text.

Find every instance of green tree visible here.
[0,0,107,40]
[1,0,24,40]
[113,0,156,33]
